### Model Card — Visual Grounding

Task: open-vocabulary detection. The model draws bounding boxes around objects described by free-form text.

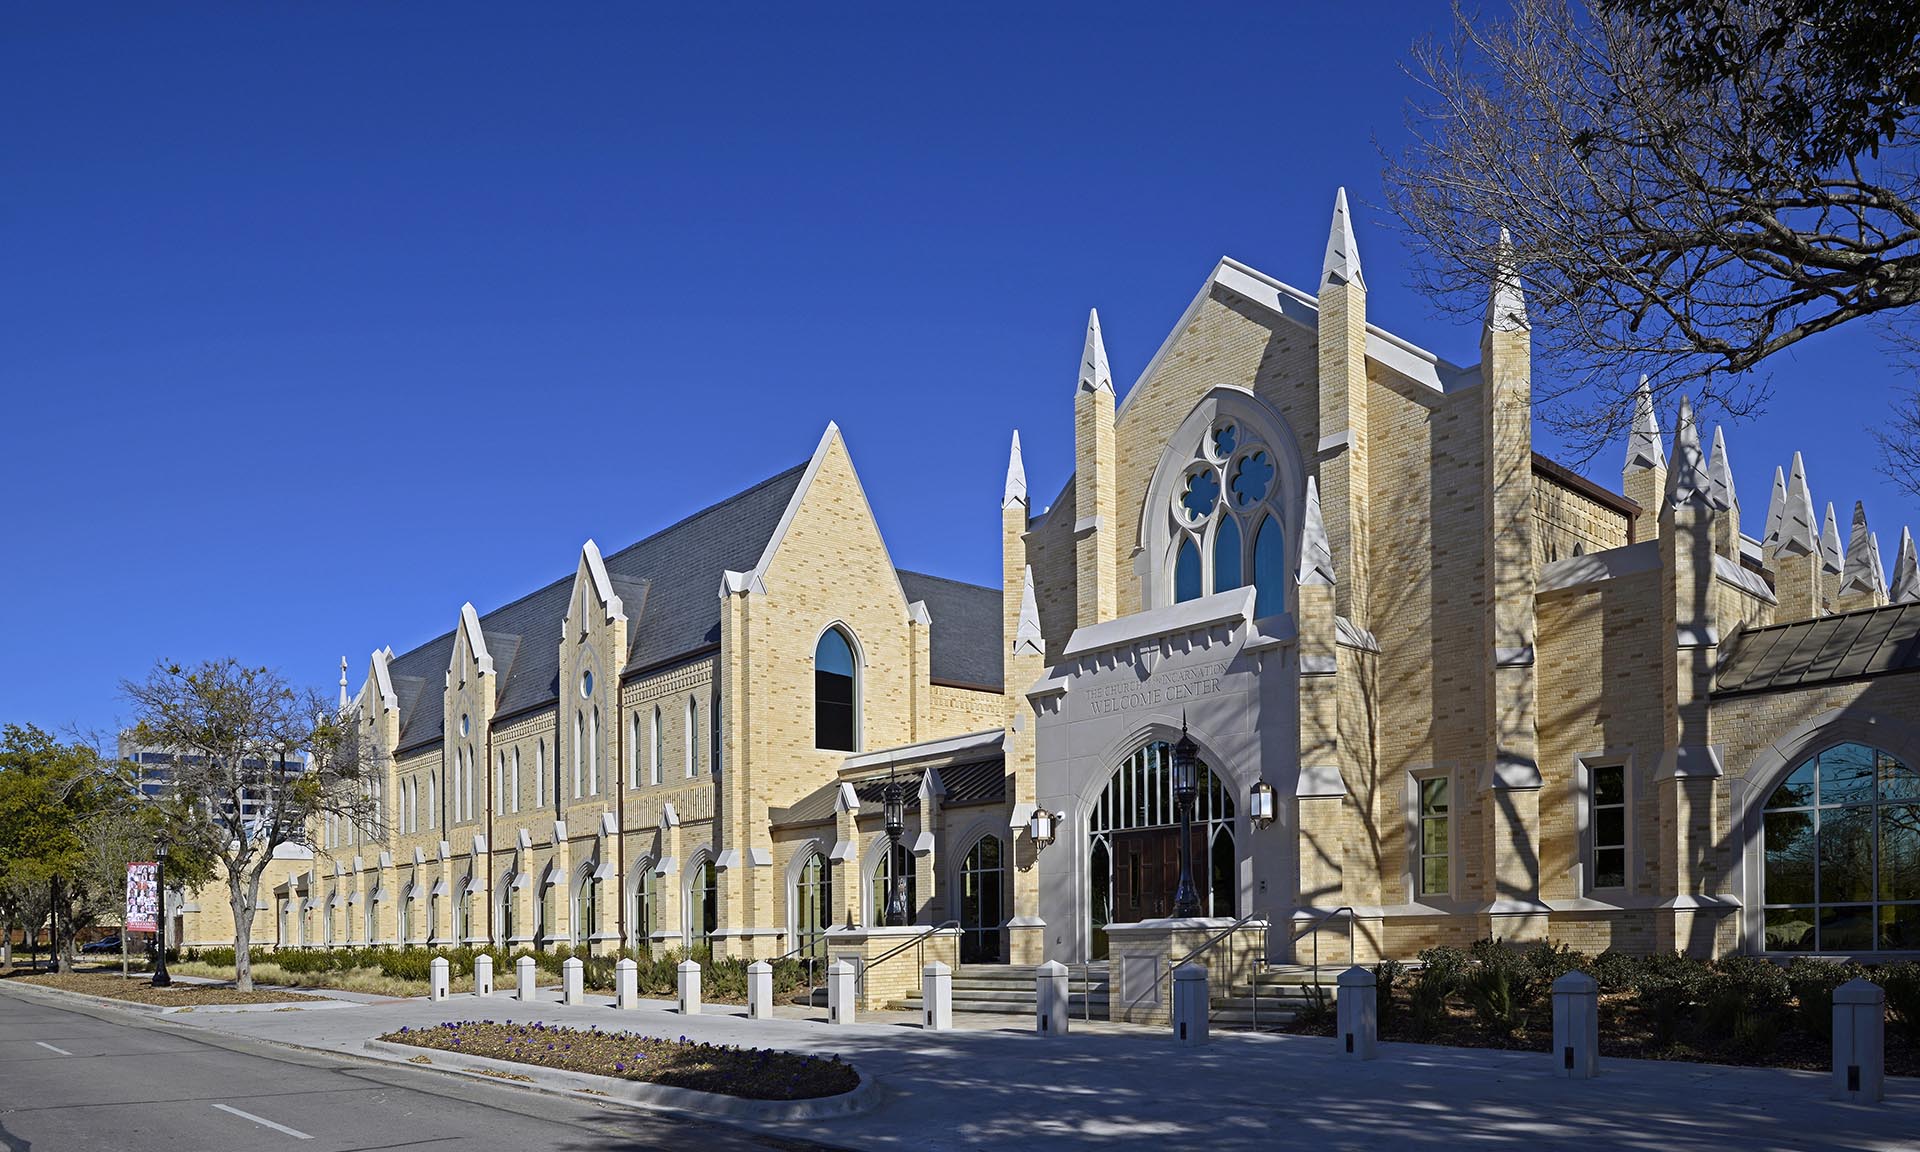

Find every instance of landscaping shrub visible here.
[1587,949,1639,993]
[1372,958,1404,1034]
[1787,958,1867,1040]
[1409,945,1467,1037]
[1630,953,1710,1047]
[1522,939,1586,985]
[1700,955,1789,1056]
[1878,961,1920,1042]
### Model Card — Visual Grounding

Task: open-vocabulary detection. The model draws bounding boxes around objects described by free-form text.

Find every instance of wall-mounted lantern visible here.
[1249,780,1277,829]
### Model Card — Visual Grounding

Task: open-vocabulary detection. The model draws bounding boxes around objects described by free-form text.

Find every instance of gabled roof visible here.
[388,461,807,754]
[1715,602,1920,697]
[897,570,1003,690]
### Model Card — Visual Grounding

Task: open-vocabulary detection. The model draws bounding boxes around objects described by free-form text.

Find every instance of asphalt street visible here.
[0,992,841,1152]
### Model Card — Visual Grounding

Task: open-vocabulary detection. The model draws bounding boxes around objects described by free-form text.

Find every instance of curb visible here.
[0,975,342,1015]
[361,1037,877,1122]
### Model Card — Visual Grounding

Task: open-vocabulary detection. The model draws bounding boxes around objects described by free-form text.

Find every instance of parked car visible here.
[79,935,121,954]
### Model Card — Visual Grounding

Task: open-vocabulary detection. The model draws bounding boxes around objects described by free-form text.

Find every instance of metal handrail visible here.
[1163,912,1261,1025]
[855,919,960,1001]
[1289,905,1356,987]
[764,932,830,1006]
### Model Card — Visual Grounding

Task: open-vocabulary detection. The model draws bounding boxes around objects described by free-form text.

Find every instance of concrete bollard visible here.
[922,961,953,1031]
[827,959,856,1025]
[1335,965,1376,1060]
[615,958,639,1010]
[1172,962,1209,1046]
[678,960,702,1016]
[1833,978,1886,1102]
[1036,959,1069,1035]
[747,960,774,1020]
[1552,969,1599,1078]
[561,956,584,1006]
[473,953,494,997]
[428,956,450,1002]
[516,954,537,1002]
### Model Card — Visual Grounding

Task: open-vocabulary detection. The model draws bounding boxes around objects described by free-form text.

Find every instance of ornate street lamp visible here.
[882,768,909,927]
[151,839,172,988]
[1249,780,1278,829]
[1170,716,1202,918]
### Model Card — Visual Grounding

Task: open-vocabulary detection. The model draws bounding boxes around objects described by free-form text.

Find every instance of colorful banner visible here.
[126,862,159,933]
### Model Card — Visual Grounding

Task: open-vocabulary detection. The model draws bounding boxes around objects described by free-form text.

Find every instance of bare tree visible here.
[1383,0,1920,463]
[123,659,380,991]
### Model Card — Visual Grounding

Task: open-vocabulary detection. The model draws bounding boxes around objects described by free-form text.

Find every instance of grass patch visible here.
[16,971,324,1007]
[382,1020,858,1101]
[166,960,451,998]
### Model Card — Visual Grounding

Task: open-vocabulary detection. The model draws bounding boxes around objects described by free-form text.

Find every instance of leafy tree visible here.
[123,659,379,991]
[1383,0,1920,463]
[0,725,119,971]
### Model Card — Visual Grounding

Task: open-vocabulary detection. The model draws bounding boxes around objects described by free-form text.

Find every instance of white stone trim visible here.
[1537,540,1661,594]
[843,728,1002,770]
[1063,586,1255,660]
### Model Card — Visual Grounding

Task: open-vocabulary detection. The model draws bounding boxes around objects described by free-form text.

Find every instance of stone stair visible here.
[893,963,1110,1018]
[1207,966,1338,1030]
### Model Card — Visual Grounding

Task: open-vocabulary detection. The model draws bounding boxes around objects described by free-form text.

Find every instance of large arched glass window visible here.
[793,851,832,959]
[1763,742,1919,952]
[959,835,1007,964]
[497,877,515,945]
[395,888,411,944]
[1167,418,1283,609]
[629,866,656,952]
[1085,741,1237,959]
[689,860,718,952]
[815,628,858,751]
[1252,514,1287,619]
[574,866,598,946]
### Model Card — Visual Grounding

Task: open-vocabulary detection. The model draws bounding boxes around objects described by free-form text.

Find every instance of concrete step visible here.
[896,995,1109,1016]
[1209,1006,1299,1029]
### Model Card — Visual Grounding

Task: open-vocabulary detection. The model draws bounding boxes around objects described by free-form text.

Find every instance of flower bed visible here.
[11,971,324,1006]
[1280,940,1919,1077]
[380,1020,858,1100]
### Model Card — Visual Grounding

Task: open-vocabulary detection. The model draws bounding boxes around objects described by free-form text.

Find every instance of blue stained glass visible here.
[1231,450,1273,508]
[1253,514,1286,618]
[1174,538,1202,603]
[1181,469,1220,521]
[1212,516,1241,593]
[1212,424,1238,458]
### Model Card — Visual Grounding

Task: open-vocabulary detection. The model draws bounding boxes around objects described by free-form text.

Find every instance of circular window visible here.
[580,670,594,699]
[1177,465,1221,525]
[1230,450,1273,508]
[1210,422,1238,462]
[459,713,471,737]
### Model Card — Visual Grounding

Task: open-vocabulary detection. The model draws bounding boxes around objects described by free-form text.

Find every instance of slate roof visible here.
[898,570,1003,690]
[392,462,807,753]
[768,758,1009,828]
[1715,602,1920,697]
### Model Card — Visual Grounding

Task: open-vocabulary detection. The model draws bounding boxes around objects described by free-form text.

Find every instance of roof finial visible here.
[1892,528,1920,603]
[1777,453,1818,556]
[1763,465,1787,548]
[339,656,349,709]
[1871,531,1890,601]
[1078,308,1113,395]
[1707,425,1735,511]
[1666,397,1711,507]
[1821,503,1845,575]
[1003,430,1028,509]
[1841,501,1878,597]
[1014,565,1044,656]
[1486,226,1528,333]
[1321,186,1364,292]
[1624,376,1664,472]
[1298,475,1335,585]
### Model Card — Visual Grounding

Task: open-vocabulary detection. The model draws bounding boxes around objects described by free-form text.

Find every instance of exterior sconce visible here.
[1249,780,1277,829]
[1028,807,1061,851]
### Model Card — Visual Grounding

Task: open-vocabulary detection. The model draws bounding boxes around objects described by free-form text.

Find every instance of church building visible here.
[180,190,1920,980]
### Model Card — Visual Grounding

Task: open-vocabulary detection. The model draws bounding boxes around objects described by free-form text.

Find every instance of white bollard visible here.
[827,959,857,1025]
[1336,965,1376,1060]
[615,958,639,1010]
[678,959,702,1016]
[561,956,584,1006]
[1833,978,1885,1102]
[473,954,494,997]
[747,960,774,1020]
[1172,962,1209,1046]
[428,956,450,1002]
[1035,959,1069,1035]
[1552,969,1599,1078]
[516,954,538,1002]
[922,961,953,1031]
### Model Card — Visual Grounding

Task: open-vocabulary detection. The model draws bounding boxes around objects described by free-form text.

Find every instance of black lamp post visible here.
[882,769,908,927]
[1170,717,1202,918]
[151,841,172,987]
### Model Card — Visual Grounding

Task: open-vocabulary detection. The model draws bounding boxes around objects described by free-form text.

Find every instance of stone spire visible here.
[1666,397,1712,507]
[1003,430,1027,509]
[1837,501,1885,612]
[1321,186,1365,291]
[1298,474,1336,585]
[1763,466,1786,549]
[1706,425,1735,510]
[1778,453,1818,556]
[339,657,349,709]
[1078,308,1113,394]
[1871,532,1890,601]
[1486,227,1528,333]
[1893,528,1920,603]
[1821,503,1845,575]
[1625,377,1665,472]
[1014,565,1044,656]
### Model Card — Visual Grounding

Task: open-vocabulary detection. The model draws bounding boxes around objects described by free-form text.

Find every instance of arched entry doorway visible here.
[1087,740,1237,959]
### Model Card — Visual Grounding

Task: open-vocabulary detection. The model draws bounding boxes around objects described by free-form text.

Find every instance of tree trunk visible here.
[231,878,255,992]
[1,919,12,972]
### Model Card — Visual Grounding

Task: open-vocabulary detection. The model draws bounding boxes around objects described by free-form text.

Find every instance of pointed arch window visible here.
[1253,514,1287,619]
[650,706,663,786]
[1212,514,1242,594]
[815,627,859,751]
[510,747,520,813]
[630,714,643,788]
[1762,742,1920,952]
[572,711,583,799]
[1162,414,1289,614]
[1174,539,1202,604]
[535,740,547,809]
[711,687,722,778]
[589,706,601,796]
[685,697,698,777]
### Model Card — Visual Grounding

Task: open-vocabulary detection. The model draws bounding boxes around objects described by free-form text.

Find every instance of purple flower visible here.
[613,1063,624,1072]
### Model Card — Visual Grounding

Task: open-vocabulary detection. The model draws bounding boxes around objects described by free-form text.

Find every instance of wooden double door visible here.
[1108,828,1211,924]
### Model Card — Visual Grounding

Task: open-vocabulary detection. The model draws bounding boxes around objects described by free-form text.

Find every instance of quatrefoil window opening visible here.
[1170,421,1287,616]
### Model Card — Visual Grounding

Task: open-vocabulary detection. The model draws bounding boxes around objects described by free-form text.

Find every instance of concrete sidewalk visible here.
[78,982,1920,1151]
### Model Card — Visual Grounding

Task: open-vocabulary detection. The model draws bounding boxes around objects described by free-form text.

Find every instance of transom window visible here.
[1763,742,1919,953]
[1168,419,1287,616]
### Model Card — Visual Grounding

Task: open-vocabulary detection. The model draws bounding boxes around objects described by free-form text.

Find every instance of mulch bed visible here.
[381,1019,859,1100]
[1281,993,1918,1077]
[12,971,325,1006]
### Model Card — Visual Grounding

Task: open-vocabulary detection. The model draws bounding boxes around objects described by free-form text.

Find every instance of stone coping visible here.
[361,1037,876,1122]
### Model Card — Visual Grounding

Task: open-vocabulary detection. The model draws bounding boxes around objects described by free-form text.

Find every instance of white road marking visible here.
[211,1103,314,1140]
[34,1042,72,1055]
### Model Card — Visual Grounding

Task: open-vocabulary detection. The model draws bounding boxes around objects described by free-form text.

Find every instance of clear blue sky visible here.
[5,3,1914,739]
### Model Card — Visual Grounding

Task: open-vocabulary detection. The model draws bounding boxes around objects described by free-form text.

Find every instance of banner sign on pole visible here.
[126,862,159,933]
